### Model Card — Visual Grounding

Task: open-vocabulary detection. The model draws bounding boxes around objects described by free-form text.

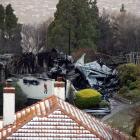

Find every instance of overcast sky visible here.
[0,0,139,24]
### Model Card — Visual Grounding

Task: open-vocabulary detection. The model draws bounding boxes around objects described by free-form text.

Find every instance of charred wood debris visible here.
[7,49,121,100]
[46,50,119,100]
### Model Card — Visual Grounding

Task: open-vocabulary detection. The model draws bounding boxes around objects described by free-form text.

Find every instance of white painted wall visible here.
[17,78,66,100]
[54,83,65,100]
[3,93,15,126]
[46,80,55,96]
[17,79,55,99]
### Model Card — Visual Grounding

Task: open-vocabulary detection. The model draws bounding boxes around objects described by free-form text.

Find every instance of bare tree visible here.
[21,18,53,54]
[110,12,140,55]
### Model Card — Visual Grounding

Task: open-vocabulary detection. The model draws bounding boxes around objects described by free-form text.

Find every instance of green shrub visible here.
[117,63,140,86]
[13,83,27,109]
[99,100,110,108]
[0,82,5,93]
[122,89,140,101]
[118,86,129,94]
[75,89,102,109]
[134,80,140,89]
[117,64,140,101]
[128,82,137,90]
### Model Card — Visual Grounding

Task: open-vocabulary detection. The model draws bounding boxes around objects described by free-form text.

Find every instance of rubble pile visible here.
[47,53,119,99]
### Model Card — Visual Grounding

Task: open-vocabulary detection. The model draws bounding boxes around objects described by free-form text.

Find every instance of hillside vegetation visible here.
[117,63,140,102]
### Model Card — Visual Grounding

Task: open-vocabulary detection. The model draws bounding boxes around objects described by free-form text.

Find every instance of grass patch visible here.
[106,105,140,136]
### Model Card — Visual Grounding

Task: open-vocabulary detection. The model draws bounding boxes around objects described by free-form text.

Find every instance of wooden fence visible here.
[126,52,140,65]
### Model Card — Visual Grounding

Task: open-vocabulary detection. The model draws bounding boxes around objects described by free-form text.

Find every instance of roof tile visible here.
[0,95,134,140]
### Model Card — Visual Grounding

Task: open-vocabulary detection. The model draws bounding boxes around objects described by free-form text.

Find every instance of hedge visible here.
[75,89,101,109]
[117,63,140,86]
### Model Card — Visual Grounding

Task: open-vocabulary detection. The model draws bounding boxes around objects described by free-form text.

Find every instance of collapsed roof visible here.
[74,54,118,92]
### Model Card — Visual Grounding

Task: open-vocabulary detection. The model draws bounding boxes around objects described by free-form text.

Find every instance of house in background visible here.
[0,85,134,140]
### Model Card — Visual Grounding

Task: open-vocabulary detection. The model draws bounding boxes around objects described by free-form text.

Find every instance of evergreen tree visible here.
[0,4,5,31]
[98,9,113,54]
[48,0,100,53]
[0,4,20,53]
[48,0,73,52]
[5,4,18,38]
[89,0,100,47]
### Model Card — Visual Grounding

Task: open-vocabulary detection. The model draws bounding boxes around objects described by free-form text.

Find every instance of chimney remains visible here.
[54,78,65,100]
[3,85,15,126]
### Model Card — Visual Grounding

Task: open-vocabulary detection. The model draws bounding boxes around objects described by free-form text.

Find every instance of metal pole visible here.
[68,28,71,55]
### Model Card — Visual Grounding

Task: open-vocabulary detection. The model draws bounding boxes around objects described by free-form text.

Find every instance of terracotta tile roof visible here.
[0,96,133,140]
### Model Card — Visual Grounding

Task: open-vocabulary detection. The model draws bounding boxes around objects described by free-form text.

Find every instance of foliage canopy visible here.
[48,0,100,53]
[0,4,18,39]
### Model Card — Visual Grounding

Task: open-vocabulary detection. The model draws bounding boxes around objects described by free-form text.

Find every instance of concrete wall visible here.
[3,93,15,126]
[54,85,65,100]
